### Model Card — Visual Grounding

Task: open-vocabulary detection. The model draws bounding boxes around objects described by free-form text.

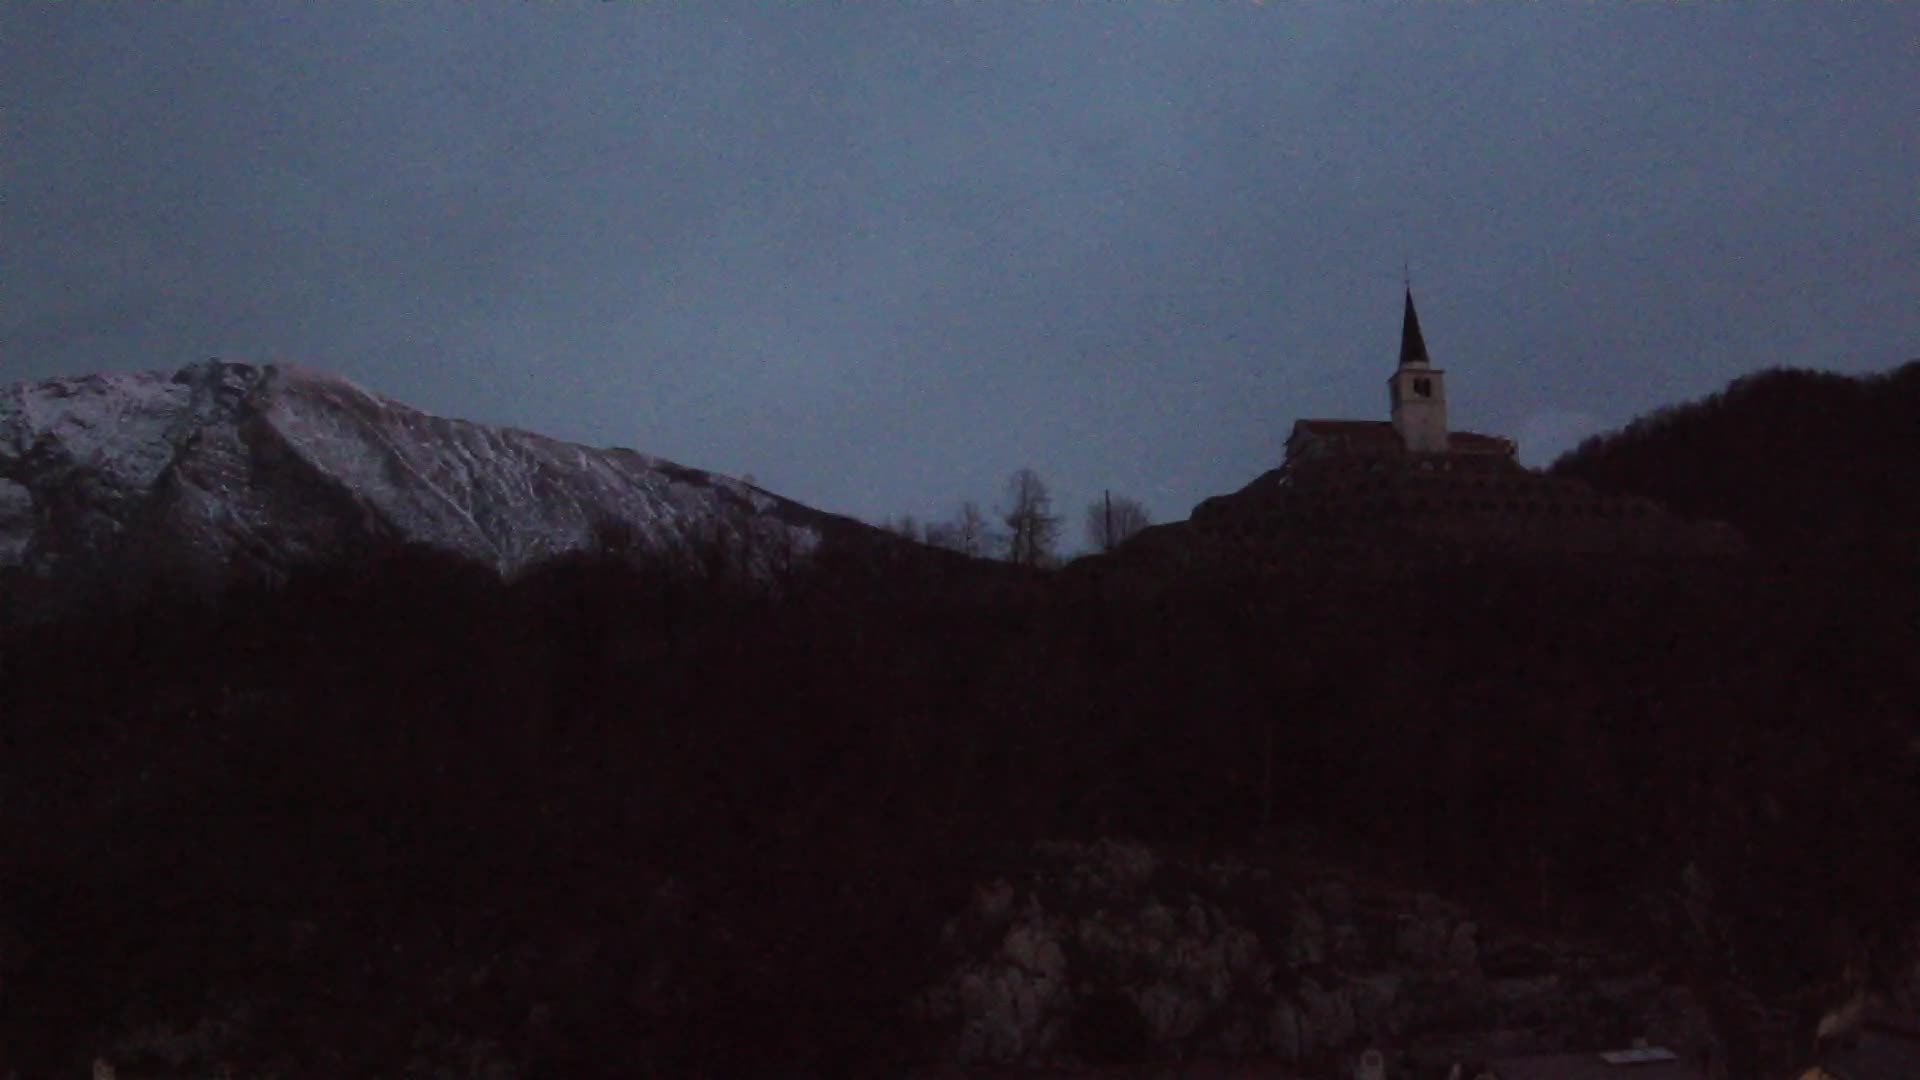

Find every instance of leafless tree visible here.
[1001,468,1060,568]
[1085,491,1152,552]
[926,500,990,557]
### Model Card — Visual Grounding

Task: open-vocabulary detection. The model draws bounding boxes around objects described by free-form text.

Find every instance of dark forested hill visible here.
[1551,361,1920,562]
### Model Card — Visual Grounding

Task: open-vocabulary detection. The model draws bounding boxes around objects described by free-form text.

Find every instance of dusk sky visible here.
[6,3,1916,543]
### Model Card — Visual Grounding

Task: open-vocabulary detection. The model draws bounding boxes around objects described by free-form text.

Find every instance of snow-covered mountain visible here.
[0,360,835,587]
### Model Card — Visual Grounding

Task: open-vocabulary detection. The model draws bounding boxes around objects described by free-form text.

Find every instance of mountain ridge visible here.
[0,358,851,591]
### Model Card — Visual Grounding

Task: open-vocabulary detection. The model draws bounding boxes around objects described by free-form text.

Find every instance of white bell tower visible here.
[1388,288,1449,453]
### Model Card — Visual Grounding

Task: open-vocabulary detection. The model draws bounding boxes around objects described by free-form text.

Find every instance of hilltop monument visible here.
[1179,292,1741,565]
[1285,288,1518,467]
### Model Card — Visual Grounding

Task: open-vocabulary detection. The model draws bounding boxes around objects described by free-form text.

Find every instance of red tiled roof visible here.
[1292,419,1397,437]
[1287,420,1515,456]
[1288,420,1402,451]
[1447,431,1516,454]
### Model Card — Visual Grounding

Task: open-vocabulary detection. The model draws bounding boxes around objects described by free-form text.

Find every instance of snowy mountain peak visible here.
[0,360,826,588]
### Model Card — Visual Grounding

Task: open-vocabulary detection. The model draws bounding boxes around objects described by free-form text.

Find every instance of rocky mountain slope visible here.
[914,839,1727,1077]
[0,359,839,590]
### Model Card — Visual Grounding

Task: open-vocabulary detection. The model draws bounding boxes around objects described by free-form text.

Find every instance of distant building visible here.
[1188,290,1742,566]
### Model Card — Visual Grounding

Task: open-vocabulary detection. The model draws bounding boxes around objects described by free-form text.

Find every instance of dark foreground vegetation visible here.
[0,363,1914,1077]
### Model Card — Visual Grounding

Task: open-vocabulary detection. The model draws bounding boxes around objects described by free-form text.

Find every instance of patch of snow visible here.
[1,370,193,493]
[2,360,822,581]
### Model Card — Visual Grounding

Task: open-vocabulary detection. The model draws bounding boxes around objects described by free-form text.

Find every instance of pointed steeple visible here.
[1398,287,1431,368]
[1388,287,1448,452]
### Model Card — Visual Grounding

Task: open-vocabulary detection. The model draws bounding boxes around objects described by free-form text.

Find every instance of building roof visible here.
[1400,287,1432,368]
[1290,419,1405,451]
[1287,419,1515,456]
[1483,1047,1705,1080]
[1447,431,1517,454]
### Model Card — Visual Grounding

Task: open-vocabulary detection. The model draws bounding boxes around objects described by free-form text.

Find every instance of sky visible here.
[5,3,1917,546]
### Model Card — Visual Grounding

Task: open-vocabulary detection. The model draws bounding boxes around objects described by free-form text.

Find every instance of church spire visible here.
[1398,287,1431,369]
[1388,287,1448,452]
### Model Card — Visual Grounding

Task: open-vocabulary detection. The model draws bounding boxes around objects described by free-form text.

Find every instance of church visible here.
[1284,289,1518,465]
[1184,291,1743,566]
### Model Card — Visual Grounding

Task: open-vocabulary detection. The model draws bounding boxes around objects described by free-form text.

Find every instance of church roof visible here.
[1292,420,1405,451]
[1400,287,1432,368]
[1288,419,1513,456]
[1445,430,1514,454]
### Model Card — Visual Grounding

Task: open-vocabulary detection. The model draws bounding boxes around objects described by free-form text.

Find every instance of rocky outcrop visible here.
[916,840,1714,1073]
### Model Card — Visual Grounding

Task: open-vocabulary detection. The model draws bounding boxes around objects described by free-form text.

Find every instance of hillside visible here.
[1550,361,1920,562]
[0,362,1915,1078]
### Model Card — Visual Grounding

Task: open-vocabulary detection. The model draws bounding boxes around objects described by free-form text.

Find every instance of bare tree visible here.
[925,500,990,557]
[1085,491,1152,552]
[883,514,923,542]
[956,501,988,557]
[1001,468,1060,568]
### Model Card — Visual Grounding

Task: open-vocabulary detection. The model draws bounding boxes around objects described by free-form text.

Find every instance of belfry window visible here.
[1413,377,1433,398]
